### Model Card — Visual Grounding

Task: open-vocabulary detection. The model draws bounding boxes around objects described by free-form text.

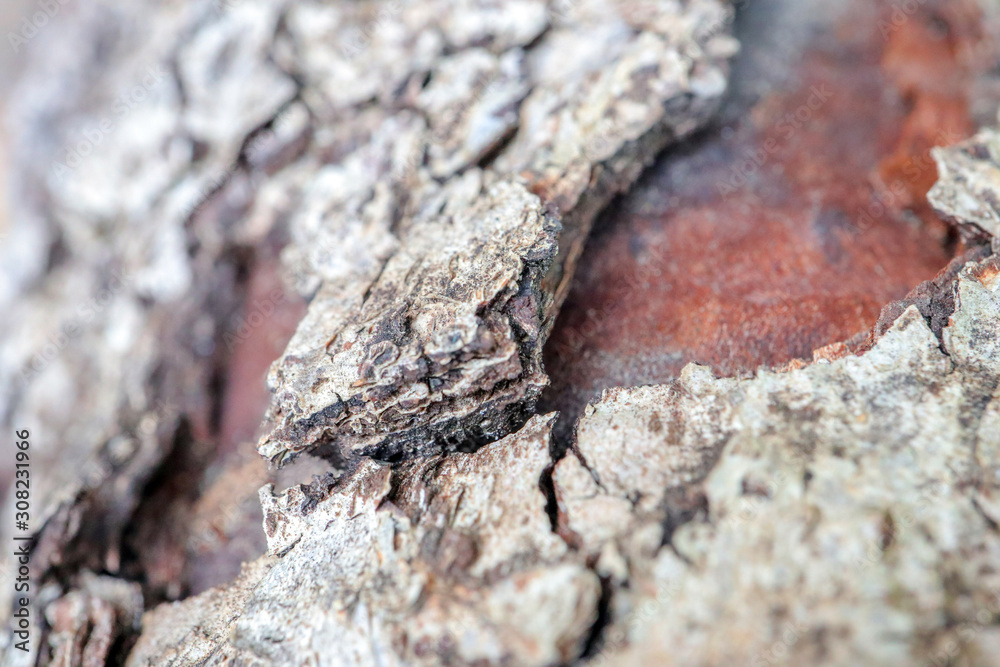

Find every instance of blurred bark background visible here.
[0,0,35,249]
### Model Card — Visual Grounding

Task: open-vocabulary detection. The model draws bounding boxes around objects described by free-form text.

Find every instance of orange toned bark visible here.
[542,0,993,433]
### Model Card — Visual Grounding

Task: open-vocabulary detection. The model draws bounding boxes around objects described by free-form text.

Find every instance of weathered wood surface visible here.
[0,0,733,663]
[3,0,1000,666]
[129,187,1000,666]
[930,127,1000,241]
[256,0,735,465]
[0,0,304,661]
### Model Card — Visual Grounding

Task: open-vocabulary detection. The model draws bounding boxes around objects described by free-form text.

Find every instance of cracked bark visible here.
[256,0,735,465]
[3,0,1000,666]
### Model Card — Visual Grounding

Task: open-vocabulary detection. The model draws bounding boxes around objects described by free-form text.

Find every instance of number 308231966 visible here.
[14,430,30,527]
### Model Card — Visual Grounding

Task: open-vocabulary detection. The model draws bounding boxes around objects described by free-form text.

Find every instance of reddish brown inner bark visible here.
[184,253,307,594]
[125,244,308,599]
[542,0,990,436]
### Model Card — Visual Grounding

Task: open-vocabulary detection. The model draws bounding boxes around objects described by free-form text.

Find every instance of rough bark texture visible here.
[0,0,304,661]
[125,209,1000,667]
[930,126,1000,241]
[539,0,1000,443]
[0,0,732,664]
[123,244,1000,667]
[4,0,1000,666]
[133,415,600,666]
[556,259,1000,665]
[257,0,735,465]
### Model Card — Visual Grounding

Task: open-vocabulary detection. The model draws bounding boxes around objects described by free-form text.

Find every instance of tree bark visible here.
[2,0,1000,666]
